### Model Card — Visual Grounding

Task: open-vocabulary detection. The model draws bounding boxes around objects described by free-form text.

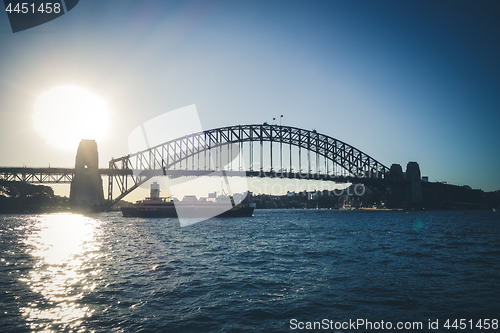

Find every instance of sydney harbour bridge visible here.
[0,124,422,209]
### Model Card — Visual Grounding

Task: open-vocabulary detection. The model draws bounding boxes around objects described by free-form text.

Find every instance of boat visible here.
[121,182,255,218]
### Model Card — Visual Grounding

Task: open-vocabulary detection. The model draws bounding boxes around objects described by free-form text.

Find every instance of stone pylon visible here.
[70,140,105,211]
[388,163,405,207]
[406,161,423,205]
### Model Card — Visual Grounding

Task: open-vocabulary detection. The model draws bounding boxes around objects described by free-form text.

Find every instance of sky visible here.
[1,0,499,200]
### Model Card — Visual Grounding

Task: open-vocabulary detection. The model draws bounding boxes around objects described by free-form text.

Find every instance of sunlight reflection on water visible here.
[19,213,101,332]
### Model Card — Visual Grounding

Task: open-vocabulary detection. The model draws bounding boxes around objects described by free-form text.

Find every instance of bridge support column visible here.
[388,164,405,207]
[405,162,423,206]
[70,140,105,211]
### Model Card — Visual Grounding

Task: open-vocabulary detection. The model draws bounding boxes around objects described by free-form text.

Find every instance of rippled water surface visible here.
[1,210,499,332]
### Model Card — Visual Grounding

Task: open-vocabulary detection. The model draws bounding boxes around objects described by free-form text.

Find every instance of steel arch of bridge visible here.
[108,124,390,203]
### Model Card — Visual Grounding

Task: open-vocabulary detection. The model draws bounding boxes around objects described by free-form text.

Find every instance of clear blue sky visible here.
[1,0,499,193]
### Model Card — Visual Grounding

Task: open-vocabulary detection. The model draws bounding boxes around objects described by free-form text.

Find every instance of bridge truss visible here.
[108,124,390,203]
[0,167,75,183]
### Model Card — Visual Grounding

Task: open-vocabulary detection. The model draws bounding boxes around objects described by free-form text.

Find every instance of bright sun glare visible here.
[33,85,109,150]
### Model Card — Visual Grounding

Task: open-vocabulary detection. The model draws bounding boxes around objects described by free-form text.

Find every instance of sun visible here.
[33,85,109,150]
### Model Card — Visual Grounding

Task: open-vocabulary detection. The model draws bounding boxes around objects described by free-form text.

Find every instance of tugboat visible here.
[121,182,255,218]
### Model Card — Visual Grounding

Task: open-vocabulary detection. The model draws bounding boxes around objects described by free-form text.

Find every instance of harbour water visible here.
[1,210,499,332]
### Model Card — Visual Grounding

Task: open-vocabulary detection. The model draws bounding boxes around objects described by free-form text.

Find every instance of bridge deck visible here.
[0,167,389,183]
[0,167,133,183]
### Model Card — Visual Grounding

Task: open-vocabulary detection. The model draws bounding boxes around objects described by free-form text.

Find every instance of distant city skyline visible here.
[1,0,499,200]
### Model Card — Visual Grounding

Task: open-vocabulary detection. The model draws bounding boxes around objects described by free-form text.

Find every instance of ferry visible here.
[121,182,255,218]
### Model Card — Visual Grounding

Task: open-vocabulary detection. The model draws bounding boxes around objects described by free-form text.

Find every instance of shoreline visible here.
[1,207,496,215]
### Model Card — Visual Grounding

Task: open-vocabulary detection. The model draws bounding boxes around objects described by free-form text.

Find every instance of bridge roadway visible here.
[0,166,394,185]
[0,167,132,183]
